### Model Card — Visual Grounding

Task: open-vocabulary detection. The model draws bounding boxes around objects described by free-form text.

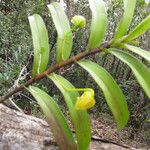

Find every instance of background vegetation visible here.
[0,0,150,143]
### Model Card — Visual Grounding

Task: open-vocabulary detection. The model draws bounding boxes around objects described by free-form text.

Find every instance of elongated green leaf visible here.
[28,14,50,77]
[48,73,91,150]
[123,15,150,42]
[88,0,108,49]
[108,48,150,99]
[78,60,129,130]
[28,86,76,150]
[48,2,72,63]
[124,44,150,62]
[114,0,136,39]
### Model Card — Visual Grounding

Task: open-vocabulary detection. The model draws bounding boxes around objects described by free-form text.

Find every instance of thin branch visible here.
[91,135,132,149]
[66,0,73,20]
[0,42,110,103]
[8,98,24,113]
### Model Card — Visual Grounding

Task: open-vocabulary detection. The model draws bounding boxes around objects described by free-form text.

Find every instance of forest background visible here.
[0,0,150,147]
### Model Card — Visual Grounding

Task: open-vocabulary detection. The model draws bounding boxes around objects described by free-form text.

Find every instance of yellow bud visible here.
[71,15,86,28]
[75,89,95,110]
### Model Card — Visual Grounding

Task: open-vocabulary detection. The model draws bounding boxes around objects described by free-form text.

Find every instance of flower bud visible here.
[71,15,86,28]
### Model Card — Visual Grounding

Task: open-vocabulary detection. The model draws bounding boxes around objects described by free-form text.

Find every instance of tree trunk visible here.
[0,104,132,150]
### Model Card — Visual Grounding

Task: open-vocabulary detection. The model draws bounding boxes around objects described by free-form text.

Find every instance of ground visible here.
[1,104,149,149]
[64,109,150,149]
[90,115,150,149]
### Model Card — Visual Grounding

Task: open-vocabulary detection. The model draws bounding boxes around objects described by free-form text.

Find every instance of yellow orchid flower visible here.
[75,89,95,110]
[51,73,95,110]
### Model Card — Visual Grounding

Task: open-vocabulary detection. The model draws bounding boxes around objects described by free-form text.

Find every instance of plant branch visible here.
[66,0,73,21]
[0,42,110,103]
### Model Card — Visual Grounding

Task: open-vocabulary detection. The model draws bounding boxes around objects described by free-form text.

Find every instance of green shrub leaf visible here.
[114,0,136,39]
[48,73,91,150]
[78,60,129,130]
[28,14,50,77]
[48,2,72,63]
[28,86,76,150]
[108,48,150,99]
[88,0,108,49]
[123,15,150,42]
[124,44,150,62]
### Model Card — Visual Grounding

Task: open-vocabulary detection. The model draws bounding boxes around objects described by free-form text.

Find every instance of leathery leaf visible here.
[78,60,129,130]
[28,86,76,150]
[28,14,50,77]
[108,48,150,99]
[48,73,91,150]
[88,0,108,49]
[48,2,73,62]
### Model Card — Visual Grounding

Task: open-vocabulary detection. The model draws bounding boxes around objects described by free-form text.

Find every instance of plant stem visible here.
[0,42,109,103]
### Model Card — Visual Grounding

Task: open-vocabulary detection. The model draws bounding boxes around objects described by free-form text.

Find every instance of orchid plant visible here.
[1,0,150,149]
[28,0,150,149]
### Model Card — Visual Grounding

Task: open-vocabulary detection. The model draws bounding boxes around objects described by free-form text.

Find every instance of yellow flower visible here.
[75,89,95,110]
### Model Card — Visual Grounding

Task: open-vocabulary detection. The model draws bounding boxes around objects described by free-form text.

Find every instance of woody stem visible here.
[0,42,110,103]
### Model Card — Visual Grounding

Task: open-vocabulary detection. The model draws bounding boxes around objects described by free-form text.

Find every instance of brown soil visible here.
[90,115,150,149]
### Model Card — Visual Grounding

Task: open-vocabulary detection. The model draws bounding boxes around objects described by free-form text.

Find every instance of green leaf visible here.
[28,86,76,150]
[48,73,91,150]
[88,0,108,49]
[123,15,150,42]
[78,60,129,130]
[114,0,136,39]
[124,44,150,62]
[48,2,72,63]
[108,48,150,99]
[28,14,50,77]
